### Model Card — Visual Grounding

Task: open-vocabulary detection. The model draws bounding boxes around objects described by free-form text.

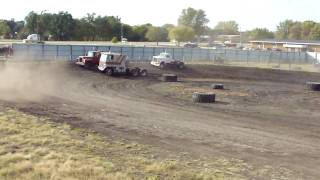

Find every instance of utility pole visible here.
[239,26,242,48]
[121,23,123,42]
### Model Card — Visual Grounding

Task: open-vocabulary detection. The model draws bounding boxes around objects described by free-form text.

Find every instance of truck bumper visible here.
[150,61,160,67]
[75,61,85,66]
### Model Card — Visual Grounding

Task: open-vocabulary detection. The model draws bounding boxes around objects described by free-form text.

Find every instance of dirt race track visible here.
[1,61,320,179]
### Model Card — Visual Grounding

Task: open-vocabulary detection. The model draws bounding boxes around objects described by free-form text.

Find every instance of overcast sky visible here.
[1,0,319,31]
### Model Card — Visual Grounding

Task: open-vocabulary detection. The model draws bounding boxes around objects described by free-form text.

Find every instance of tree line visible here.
[1,8,320,43]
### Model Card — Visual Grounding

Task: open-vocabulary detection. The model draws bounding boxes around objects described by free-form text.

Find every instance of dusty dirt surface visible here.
[1,61,320,179]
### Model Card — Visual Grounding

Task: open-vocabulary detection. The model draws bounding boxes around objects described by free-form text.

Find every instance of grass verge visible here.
[0,109,296,179]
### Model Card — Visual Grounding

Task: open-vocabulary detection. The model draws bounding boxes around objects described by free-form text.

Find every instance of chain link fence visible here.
[12,43,320,71]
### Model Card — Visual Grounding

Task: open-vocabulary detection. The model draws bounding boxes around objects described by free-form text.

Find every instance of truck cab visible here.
[76,51,101,67]
[98,52,128,72]
[151,52,184,69]
[151,52,173,65]
[23,34,42,43]
[97,52,147,77]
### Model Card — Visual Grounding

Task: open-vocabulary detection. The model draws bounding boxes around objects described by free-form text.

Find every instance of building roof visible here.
[250,39,320,46]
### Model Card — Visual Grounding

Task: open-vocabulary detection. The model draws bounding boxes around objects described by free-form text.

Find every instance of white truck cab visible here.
[23,34,42,43]
[151,52,184,69]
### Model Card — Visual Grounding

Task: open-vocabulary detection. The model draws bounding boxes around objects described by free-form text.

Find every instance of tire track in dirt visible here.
[3,62,320,179]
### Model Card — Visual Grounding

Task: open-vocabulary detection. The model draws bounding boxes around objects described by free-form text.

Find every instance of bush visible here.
[111,37,118,43]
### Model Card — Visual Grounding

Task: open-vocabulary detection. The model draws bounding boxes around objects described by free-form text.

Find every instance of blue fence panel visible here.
[11,43,316,63]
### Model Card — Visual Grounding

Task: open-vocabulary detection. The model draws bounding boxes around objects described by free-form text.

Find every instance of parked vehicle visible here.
[207,42,226,49]
[151,52,184,69]
[23,34,43,43]
[121,38,128,43]
[75,51,102,68]
[98,52,147,77]
[183,42,198,48]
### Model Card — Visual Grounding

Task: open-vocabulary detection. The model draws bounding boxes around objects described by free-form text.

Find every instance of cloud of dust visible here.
[0,60,71,102]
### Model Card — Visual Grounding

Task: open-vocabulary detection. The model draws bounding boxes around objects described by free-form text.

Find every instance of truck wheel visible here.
[211,83,224,90]
[159,62,165,69]
[125,68,131,76]
[139,69,148,77]
[106,68,113,76]
[192,92,216,103]
[177,62,184,69]
[131,68,140,77]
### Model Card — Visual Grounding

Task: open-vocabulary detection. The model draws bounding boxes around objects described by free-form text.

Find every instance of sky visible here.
[0,0,319,31]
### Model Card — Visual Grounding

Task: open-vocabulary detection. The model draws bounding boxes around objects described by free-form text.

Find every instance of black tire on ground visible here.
[307,82,320,91]
[177,62,185,69]
[192,92,216,103]
[211,83,224,90]
[131,68,140,77]
[159,62,165,69]
[139,69,148,77]
[162,74,178,82]
[125,68,131,76]
[106,68,113,76]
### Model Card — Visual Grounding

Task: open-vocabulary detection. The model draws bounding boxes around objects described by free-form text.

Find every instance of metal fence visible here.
[12,43,319,65]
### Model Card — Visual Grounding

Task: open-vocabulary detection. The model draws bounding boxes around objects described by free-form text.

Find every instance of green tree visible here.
[145,26,168,45]
[131,24,151,41]
[162,24,175,31]
[49,12,74,40]
[73,19,88,41]
[6,20,24,38]
[276,20,294,39]
[94,16,112,40]
[111,37,118,43]
[249,28,274,40]
[169,26,195,45]
[72,14,122,41]
[82,13,96,40]
[107,16,122,39]
[178,7,209,38]
[25,11,38,34]
[39,13,54,40]
[122,24,133,41]
[288,22,302,40]
[302,21,316,40]
[309,24,320,40]
[17,26,29,39]
[0,21,11,38]
[214,21,239,35]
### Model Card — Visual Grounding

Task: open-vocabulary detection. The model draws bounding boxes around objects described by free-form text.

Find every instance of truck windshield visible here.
[87,51,95,57]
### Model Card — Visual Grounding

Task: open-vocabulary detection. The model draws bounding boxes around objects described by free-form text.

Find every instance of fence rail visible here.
[12,43,318,65]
